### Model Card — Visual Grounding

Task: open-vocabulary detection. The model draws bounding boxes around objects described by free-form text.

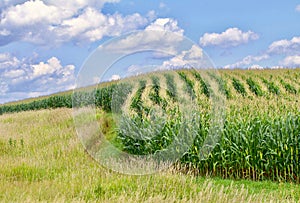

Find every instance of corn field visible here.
[1,68,299,182]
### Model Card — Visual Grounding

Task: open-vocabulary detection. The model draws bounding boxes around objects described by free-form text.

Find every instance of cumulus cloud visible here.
[145,18,184,36]
[296,4,300,12]
[161,45,206,69]
[0,54,75,103]
[110,74,121,81]
[3,69,25,78]
[267,36,300,55]
[247,64,264,70]
[281,55,300,66]
[102,18,184,55]
[224,35,300,68]
[32,57,63,77]
[44,0,120,11]
[0,0,152,46]
[200,27,259,48]
[270,66,284,69]
[122,45,205,74]
[0,53,20,69]
[54,8,149,43]
[224,54,269,69]
[0,0,61,26]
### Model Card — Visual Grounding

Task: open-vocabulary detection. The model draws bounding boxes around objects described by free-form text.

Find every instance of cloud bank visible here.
[0,0,153,46]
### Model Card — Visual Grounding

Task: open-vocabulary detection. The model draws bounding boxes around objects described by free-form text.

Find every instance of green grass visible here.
[0,108,299,202]
[1,68,299,202]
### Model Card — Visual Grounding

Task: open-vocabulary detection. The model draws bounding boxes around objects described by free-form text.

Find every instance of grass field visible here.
[1,108,299,202]
[0,68,299,202]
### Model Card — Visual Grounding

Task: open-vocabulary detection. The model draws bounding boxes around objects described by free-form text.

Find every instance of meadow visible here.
[0,68,299,202]
[0,108,299,202]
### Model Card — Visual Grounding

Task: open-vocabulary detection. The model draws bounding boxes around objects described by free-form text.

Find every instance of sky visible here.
[0,0,300,103]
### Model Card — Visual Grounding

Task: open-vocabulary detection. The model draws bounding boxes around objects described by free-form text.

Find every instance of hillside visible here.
[1,68,299,181]
[1,68,299,114]
[1,108,299,202]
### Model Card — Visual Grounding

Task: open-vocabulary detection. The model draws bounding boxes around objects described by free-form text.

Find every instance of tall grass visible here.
[1,109,299,202]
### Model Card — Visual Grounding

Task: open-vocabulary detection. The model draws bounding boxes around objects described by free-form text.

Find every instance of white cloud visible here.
[3,69,25,78]
[31,57,74,78]
[200,27,259,47]
[248,64,264,70]
[268,36,300,55]
[146,18,184,36]
[126,64,160,76]
[110,74,121,81]
[1,0,120,26]
[224,35,300,69]
[0,53,20,69]
[54,8,149,43]
[186,45,203,59]
[102,18,184,55]
[0,0,61,26]
[122,45,205,74]
[0,81,9,95]
[270,66,284,69]
[296,4,300,12]
[0,0,152,46]
[281,55,300,66]
[224,54,269,69]
[44,0,120,11]
[0,54,75,103]
[161,45,205,69]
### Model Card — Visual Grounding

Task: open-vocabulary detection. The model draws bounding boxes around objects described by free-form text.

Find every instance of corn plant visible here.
[116,107,181,155]
[207,72,231,99]
[280,79,297,94]
[130,80,150,118]
[181,111,300,183]
[148,76,167,110]
[232,77,247,96]
[246,77,263,96]
[164,73,178,102]
[261,78,280,95]
[192,71,210,98]
[177,71,196,99]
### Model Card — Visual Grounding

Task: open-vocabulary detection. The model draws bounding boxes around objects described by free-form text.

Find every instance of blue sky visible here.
[0,0,300,103]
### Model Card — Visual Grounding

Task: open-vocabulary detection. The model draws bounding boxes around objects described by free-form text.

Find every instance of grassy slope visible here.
[0,108,299,202]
